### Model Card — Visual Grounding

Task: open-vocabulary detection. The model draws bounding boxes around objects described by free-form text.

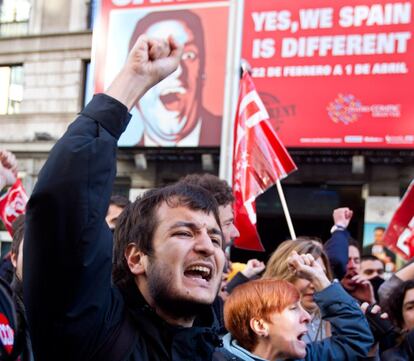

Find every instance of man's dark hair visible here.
[129,10,206,73]
[348,237,362,253]
[361,254,385,267]
[388,280,414,330]
[112,183,221,290]
[374,226,386,232]
[11,214,25,257]
[109,194,130,209]
[179,174,234,207]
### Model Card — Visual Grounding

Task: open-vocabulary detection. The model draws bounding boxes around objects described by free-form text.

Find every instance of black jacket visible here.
[0,277,18,360]
[11,278,33,361]
[324,229,350,280]
[381,330,414,361]
[24,94,221,361]
[119,280,221,360]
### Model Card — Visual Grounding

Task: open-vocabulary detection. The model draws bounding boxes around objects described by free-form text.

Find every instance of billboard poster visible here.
[362,196,399,270]
[92,0,229,147]
[363,195,400,247]
[242,0,414,148]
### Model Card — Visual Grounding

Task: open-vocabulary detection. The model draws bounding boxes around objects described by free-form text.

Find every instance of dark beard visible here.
[147,259,215,320]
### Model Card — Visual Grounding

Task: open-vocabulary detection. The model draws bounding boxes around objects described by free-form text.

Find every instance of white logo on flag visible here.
[239,90,269,128]
[244,197,257,225]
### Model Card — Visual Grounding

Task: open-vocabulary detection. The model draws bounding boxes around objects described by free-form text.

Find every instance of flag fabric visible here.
[232,71,297,251]
[384,180,414,260]
[0,179,28,236]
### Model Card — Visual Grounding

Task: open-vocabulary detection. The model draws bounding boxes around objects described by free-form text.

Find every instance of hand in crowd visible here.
[0,149,18,190]
[333,207,353,228]
[360,303,388,319]
[287,251,331,291]
[360,301,396,358]
[241,259,265,278]
[218,282,229,302]
[376,253,391,264]
[347,274,376,304]
[106,35,183,110]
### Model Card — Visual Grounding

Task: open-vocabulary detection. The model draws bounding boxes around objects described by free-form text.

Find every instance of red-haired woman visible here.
[217,252,373,360]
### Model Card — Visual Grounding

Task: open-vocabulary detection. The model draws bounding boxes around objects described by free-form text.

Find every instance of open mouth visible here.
[297,330,308,342]
[184,264,212,282]
[345,270,358,279]
[159,87,186,111]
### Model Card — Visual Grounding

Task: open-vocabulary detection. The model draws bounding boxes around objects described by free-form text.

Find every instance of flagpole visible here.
[275,179,296,240]
[219,0,245,184]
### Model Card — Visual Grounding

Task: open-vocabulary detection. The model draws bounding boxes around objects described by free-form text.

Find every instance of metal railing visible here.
[0,20,28,37]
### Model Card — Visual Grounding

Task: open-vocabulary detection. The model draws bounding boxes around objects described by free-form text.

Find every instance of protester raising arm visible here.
[219,252,373,361]
[323,207,353,280]
[288,252,374,361]
[0,149,18,283]
[24,36,182,361]
[0,149,17,191]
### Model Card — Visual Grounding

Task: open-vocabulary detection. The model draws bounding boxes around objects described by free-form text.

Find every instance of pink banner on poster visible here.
[242,0,414,148]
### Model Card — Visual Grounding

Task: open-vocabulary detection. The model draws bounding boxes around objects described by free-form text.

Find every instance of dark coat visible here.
[11,278,34,361]
[24,94,221,361]
[0,277,18,360]
[381,330,414,361]
[324,229,350,280]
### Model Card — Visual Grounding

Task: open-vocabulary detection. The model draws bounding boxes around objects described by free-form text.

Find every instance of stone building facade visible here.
[0,0,93,246]
[0,0,92,190]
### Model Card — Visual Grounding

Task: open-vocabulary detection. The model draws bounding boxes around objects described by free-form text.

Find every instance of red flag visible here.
[232,71,297,251]
[0,179,27,236]
[384,181,414,260]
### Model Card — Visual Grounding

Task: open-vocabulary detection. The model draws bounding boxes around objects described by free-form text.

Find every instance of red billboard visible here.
[92,0,229,147]
[242,0,414,148]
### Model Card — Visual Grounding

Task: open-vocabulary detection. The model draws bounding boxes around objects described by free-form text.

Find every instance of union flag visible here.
[0,179,27,236]
[232,72,297,251]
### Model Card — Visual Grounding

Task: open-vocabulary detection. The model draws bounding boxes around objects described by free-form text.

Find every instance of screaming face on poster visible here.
[123,10,221,147]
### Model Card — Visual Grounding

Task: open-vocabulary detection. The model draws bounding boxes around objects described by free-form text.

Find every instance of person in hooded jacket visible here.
[24,35,227,361]
[216,251,374,361]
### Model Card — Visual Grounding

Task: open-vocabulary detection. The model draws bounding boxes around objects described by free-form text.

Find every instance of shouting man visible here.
[24,36,225,360]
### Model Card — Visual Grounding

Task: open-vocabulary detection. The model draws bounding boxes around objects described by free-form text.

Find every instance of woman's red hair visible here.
[224,279,300,351]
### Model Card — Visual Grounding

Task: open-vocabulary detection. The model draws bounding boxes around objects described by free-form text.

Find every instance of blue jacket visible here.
[24,94,221,361]
[219,283,374,361]
[324,230,350,280]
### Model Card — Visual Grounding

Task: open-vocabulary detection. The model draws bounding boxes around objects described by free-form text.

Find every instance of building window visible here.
[0,65,24,115]
[82,60,93,108]
[87,0,98,30]
[0,0,31,37]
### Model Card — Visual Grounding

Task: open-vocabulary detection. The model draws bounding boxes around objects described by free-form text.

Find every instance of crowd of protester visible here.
[0,34,413,360]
